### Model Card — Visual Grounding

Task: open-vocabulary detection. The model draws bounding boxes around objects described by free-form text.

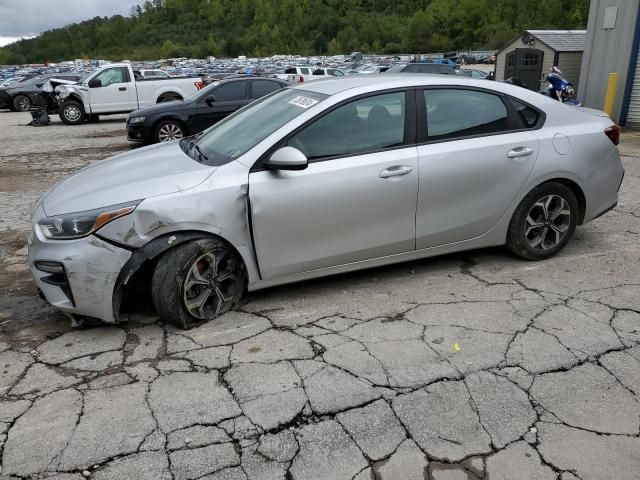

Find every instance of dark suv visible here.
[385,63,456,75]
[127,77,290,144]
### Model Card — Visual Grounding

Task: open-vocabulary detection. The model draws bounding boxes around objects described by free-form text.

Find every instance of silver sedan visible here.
[28,75,624,328]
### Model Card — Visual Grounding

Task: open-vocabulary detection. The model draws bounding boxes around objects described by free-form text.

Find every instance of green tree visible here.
[160,39,179,58]
[0,0,591,62]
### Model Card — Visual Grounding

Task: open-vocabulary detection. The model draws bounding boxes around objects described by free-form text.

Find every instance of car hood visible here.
[130,99,193,118]
[42,141,216,216]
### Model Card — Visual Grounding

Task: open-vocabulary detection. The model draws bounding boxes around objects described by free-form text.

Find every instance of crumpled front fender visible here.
[56,84,90,111]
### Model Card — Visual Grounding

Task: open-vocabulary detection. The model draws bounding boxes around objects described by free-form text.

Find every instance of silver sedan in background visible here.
[28,75,624,328]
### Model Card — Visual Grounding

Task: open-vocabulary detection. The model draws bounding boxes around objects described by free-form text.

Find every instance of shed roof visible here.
[527,30,586,52]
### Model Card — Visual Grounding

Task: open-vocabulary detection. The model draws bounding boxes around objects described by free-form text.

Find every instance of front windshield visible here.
[19,76,44,87]
[187,81,219,102]
[194,88,328,166]
[78,70,97,84]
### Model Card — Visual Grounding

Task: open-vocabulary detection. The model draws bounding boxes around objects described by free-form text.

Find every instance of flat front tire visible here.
[151,238,246,329]
[506,182,578,260]
[59,100,86,125]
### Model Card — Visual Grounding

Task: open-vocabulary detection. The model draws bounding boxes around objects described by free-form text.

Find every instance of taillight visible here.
[299,76,304,83]
[604,125,620,146]
[195,81,204,90]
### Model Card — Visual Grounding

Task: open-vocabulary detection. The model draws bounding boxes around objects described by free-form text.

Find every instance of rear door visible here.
[249,79,285,100]
[88,67,137,113]
[249,90,419,279]
[415,88,540,249]
[190,80,249,133]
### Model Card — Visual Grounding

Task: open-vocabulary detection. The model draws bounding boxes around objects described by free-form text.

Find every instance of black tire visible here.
[158,94,181,103]
[154,119,185,143]
[13,95,31,112]
[59,100,86,125]
[151,238,246,329]
[506,182,578,260]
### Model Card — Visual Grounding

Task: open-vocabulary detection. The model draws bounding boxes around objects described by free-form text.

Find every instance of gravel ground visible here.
[0,111,640,479]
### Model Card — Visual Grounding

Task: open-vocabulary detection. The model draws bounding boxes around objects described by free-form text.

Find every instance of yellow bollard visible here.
[603,72,619,118]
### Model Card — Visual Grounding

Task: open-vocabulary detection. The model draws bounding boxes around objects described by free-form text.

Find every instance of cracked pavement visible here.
[1,114,640,479]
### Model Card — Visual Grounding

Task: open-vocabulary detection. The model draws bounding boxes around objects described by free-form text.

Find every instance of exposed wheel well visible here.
[116,231,247,318]
[157,92,182,103]
[540,178,586,224]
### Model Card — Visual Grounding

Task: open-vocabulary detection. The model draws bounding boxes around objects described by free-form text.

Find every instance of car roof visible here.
[293,74,556,108]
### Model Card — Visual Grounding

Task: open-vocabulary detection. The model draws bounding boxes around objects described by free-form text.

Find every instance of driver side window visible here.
[287,91,406,160]
[93,68,126,88]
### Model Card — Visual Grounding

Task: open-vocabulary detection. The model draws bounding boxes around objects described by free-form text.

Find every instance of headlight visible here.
[129,116,146,124]
[37,201,140,240]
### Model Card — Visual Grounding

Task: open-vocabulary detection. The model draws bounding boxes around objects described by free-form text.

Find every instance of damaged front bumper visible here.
[28,209,132,324]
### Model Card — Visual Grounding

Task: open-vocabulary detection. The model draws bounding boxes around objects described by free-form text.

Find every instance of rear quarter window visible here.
[509,98,541,128]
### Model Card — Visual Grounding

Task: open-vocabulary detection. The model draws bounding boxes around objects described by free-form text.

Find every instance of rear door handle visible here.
[507,147,535,159]
[119,87,127,91]
[379,165,413,178]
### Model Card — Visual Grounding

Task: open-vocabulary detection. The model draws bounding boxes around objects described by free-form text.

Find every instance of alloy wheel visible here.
[16,97,30,111]
[158,123,184,142]
[182,249,241,319]
[524,194,571,251]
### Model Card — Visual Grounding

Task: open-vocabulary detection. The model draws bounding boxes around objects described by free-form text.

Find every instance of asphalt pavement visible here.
[0,112,639,479]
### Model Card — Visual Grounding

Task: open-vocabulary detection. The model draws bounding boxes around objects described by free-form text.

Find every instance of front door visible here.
[249,90,419,279]
[514,48,544,91]
[416,88,539,249]
[191,80,249,133]
[88,67,137,113]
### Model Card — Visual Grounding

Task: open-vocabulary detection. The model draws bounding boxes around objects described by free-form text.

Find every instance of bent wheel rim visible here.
[524,194,571,251]
[158,123,183,141]
[64,105,81,122]
[183,249,240,320]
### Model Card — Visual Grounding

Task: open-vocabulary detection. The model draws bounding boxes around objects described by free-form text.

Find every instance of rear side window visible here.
[425,89,509,141]
[213,81,247,101]
[403,64,421,73]
[509,98,540,128]
[251,80,282,99]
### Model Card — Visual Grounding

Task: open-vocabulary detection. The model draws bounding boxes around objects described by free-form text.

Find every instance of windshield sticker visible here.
[288,96,319,109]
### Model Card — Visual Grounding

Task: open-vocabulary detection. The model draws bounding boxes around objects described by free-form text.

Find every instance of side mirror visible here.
[205,94,216,105]
[88,78,102,88]
[265,146,308,171]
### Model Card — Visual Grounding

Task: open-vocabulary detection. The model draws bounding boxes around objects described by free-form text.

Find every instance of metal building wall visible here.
[557,51,583,90]
[626,47,640,127]
[578,0,640,123]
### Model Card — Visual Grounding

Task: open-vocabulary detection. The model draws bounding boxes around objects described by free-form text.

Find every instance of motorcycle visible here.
[542,66,581,106]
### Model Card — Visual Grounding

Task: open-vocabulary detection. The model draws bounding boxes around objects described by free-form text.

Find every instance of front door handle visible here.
[507,147,534,159]
[119,87,127,91]
[379,165,413,178]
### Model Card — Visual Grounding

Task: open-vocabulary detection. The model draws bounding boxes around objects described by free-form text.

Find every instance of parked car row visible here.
[127,77,290,143]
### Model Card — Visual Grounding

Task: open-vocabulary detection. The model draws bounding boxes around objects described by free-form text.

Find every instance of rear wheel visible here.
[59,100,86,125]
[158,94,181,103]
[13,95,31,112]
[151,238,246,329]
[154,120,185,143]
[506,182,578,260]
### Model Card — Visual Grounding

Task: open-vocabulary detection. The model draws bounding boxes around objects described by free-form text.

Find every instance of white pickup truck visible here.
[55,63,204,124]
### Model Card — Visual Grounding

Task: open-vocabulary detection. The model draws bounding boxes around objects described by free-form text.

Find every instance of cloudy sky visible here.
[0,0,143,46]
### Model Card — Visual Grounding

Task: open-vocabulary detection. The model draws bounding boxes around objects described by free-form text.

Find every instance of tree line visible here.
[0,0,589,64]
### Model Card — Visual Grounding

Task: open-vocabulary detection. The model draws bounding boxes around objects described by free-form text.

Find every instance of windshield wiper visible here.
[181,136,208,163]
[193,143,209,162]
